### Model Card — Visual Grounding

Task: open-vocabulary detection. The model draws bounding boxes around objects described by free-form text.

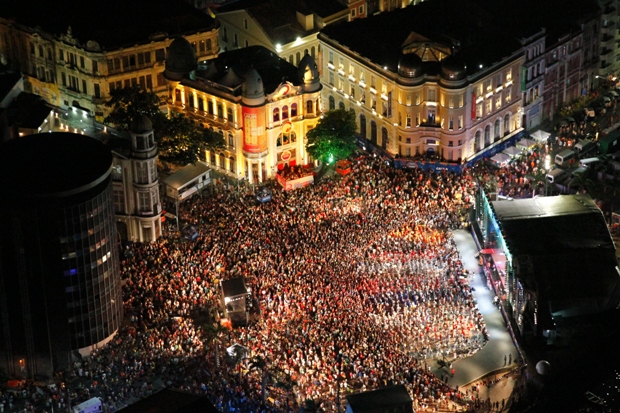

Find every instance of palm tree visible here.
[249,355,269,405]
[275,372,298,412]
[202,323,228,369]
[567,171,593,194]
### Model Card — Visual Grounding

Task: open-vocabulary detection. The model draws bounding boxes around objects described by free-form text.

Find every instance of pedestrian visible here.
[508,353,512,365]
[503,354,506,365]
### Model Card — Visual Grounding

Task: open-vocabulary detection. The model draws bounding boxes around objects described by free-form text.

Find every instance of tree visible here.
[249,355,269,405]
[201,322,229,370]
[155,115,225,167]
[104,85,166,130]
[306,109,357,164]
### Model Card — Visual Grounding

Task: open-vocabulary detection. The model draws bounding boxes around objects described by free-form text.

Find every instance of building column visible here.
[258,159,263,183]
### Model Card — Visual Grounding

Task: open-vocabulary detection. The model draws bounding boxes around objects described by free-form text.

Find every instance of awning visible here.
[531,130,550,142]
[490,152,511,166]
[516,138,537,150]
[502,146,523,158]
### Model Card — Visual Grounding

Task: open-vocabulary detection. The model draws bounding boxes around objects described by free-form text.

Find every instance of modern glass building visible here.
[0,132,123,378]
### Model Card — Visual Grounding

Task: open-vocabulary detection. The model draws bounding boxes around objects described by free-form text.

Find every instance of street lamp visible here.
[544,155,551,196]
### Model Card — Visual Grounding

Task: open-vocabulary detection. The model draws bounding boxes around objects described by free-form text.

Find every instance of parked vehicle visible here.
[575,139,596,156]
[598,130,620,155]
[546,168,568,183]
[555,149,576,167]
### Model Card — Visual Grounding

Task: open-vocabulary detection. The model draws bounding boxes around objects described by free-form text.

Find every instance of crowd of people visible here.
[3,155,495,413]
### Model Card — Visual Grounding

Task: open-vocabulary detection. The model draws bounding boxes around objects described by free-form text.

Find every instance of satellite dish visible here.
[536,360,551,376]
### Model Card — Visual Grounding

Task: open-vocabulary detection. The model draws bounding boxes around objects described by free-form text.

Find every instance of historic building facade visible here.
[319,4,525,162]
[110,115,163,243]
[0,0,218,122]
[164,41,322,184]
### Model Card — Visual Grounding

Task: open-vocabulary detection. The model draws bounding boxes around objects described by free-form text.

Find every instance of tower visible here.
[0,132,123,378]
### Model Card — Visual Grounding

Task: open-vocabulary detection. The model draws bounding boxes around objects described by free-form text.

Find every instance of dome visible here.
[298,54,319,82]
[440,56,467,80]
[398,53,423,78]
[242,68,265,105]
[130,114,153,133]
[164,37,197,81]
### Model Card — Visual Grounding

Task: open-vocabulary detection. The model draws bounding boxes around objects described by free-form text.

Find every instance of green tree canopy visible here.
[104,86,225,166]
[305,108,357,164]
[104,85,166,130]
[157,115,225,166]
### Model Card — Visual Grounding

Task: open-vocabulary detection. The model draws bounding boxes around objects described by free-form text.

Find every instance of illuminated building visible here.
[165,41,322,184]
[108,115,163,242]
[216,0,348,66]
[319,1,525,162]
[0,0,218,123]
[319,0,605,161]
[0,132,123,378]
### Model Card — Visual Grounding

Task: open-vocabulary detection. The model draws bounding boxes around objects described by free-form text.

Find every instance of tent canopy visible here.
[531,130,550,142]
[502,146,522,158]
[516,138,537,150]
[490,152,511,166]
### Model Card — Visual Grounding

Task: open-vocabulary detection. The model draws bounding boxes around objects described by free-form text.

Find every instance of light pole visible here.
[544,155,551,196]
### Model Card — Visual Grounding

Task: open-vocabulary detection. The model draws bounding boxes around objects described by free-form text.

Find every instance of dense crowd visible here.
[2,155,491,413]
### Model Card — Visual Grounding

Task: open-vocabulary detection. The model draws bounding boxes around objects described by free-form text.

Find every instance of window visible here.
[207,39,212,51]
[291,103,297,117]
[448,117,454,130]
[359,88,365,103]
[282,105,289,119]
[228,133,234,147]
[494,119,501,139]
[485,100,492,115]
[359,5,364,14]
[406,93,411,106]
[329,72,334,86]
[113,189,125,213]
[406,115,411,128]
[94,84,100,98]
[233,33,238,48]
[504,114,510,133]
[458,115,463,129]
[328,51,334,64]
[476,103,483,118]
[157,73,165,87]
[448,96,454,108]
[329,96,335,110]
[155,49,165,62]
[352,8,356,17]
[273,108,280,122]
[427,108,436,123]
[448,140,454,147]
[339,101,345,110]
[217,103,224,118]
[82,80,87,94]
[415,92,420,105]
[227,107,234,122]
[138,191,152,213]
[505,88,512,103]
[427,89,436,102]
[459,94,464,108]
[306,100,313,114]
[208,100,214,115]
[350,85,355,99]
[371,96,376,111]
[80,56,85,68]
[244,19,248,29]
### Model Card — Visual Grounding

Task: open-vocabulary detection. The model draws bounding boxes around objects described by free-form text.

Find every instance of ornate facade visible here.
[164,42,322,184]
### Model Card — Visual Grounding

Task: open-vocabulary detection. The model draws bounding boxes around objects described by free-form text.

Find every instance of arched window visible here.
[329,96,335,110]
[273,108,280,122]
[291,103,297,117]
[306,100,313,114]
[217,103,224,118]
[381,127,388,149]
[228,133,234,148]
[339,101,345,110]
[282,105,289,119]
[210,151,216,164]
[494,119,501,140]
[227,107,234,122]
[360,114,366,138]
[187,93,194,108]
[484,125,491,146]
[208,100,214,115]
[311,46,316,58]
[174,89,181,103]
[276,131,296,147]
[370,121,377,143]
[304,49,308,56]
[475,131,481,152]
[289,55,294,64]
[229,156,235,173]
[219,153,226,169]
[296,52,301,65]
[504,113,510,134]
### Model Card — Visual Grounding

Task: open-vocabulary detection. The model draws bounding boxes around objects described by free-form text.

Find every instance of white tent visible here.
[490,152,511,166]
[531,130,550,142]
[502,146,523,158]
[517,138,537,152]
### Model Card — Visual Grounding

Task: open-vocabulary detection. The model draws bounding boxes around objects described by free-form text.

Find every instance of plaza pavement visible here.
[429,229,519,389]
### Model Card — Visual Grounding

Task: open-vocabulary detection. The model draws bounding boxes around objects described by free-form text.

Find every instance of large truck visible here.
[598,130,620,155]
[72,398,102,413]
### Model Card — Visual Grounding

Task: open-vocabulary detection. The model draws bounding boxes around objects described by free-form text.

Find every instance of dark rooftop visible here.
[346,384,413,412]
[117,389,218,413]
[0,132,112,198]
[221,277,249,298]
[0,0,217,50]
[321,0,601,77]
[192,45,300,96]
[218,0,347,45]
[8,92,53,129]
